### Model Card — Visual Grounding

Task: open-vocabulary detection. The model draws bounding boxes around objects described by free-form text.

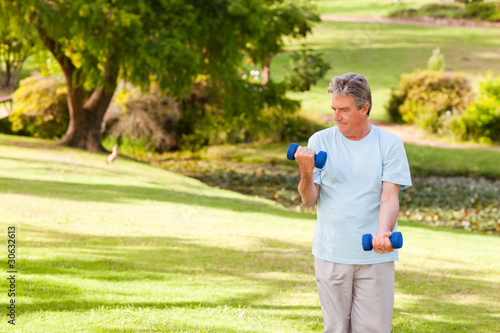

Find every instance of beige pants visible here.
[315,257,395,333]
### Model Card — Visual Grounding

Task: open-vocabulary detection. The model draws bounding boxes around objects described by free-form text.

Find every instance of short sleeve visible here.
[382,140,412,190]
[307,134,322,186]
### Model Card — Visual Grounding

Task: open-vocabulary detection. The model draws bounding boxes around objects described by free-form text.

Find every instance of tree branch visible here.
[35,25,76,81]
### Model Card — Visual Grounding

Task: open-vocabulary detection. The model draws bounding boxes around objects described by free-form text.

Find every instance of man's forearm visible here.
[298,172,319,207]
[378,196,399,234]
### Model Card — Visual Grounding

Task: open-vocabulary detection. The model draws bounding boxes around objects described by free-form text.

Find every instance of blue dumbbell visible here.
[287,143,327,169]
[362,232,403,251]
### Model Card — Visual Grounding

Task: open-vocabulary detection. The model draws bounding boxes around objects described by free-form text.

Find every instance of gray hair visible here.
[327,73,372,115]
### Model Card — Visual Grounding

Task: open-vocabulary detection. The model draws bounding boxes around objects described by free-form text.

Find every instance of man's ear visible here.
[362,102,370,115]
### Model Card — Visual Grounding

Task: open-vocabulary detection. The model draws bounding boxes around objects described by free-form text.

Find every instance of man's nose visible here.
[333,110,342,121]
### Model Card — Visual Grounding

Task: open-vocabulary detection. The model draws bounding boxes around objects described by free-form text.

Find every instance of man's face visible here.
[331,94,369,139]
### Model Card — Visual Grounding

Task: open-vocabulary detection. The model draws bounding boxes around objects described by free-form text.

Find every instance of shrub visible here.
[419,4,464,18]
[387,8,419,18]
[104,77,323,152]
[9,75,69,139]
[389,1,500,21]
[386,70,472,132]
[284,47,330,92]
[389,4,463,19]
[103,84,181,152]
[427,47,445,71]
[179,78,315,150]
[461,1,500,21]
[451,73,500,143]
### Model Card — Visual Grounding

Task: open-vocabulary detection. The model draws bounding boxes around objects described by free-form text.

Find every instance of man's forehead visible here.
[331,94,354,108]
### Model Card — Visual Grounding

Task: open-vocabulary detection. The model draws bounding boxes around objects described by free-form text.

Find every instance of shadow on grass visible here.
[16,223,500,332]
[394,267,499,332]
[18,225,318,314]
[0,176,312,220]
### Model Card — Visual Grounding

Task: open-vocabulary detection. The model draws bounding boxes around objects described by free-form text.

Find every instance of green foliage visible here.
[451,73,500,144]
[389,4,463,18]
[283,47,331,92]
[389,1,500,21]
[246,0,320,65]
[386,70,471,133]
[387,8,419,18]
[103,76,321,153]
[9,75,68,139]
[462,1,500,21]
[179,78,317,151]
[0,7,36,91]
[418,3,464,18]
[103,84,181,152]
[427,47,445,71]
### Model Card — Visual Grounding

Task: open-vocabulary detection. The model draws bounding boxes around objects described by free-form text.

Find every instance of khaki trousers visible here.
[315,257,395,333]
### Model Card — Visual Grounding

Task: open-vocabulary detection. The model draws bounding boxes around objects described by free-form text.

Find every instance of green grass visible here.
[264,20,500,121]
[191,141,500,179]
[315,0,436,17]
[0,134,499,332]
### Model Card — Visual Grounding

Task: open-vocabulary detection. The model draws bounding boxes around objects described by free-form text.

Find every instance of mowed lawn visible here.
[0,134,499,332]
[268,20,500,121]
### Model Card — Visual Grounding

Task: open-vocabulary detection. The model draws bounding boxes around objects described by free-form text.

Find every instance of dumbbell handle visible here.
[287,143,327,169]
[362,232,403,251]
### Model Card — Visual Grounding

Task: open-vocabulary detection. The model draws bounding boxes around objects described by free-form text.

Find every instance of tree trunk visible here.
[37,27,118,152]
[58,66,118,152]
[261,55,272,85]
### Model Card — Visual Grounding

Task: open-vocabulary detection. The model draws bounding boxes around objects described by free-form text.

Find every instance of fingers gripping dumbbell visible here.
[362,232,403,251]
[287,143,327,169]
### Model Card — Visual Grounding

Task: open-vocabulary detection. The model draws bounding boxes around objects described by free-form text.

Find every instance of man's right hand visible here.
[294,146,317,175]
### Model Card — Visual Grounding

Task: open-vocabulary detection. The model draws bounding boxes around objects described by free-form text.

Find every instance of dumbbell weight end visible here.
[362,232,403,251]
[287,143,327,169]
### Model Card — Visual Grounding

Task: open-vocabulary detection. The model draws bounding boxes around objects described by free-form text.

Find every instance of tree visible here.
[246,0,320,85]
[6,0,200,151]
[0,9,36,92]
[6,0,316,152]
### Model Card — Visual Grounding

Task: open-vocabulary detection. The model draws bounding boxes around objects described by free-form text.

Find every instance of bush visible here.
[9,75,69,139]
[179,78,319,150]
[419,4,464,18]
[103,84,181,152]
[389,1,500,21]
[389,4,463,19]
[427,47,445,71]
[451,73,500,143]
[386,70,472,133]
[462,1,500,21]
[388,8,419,18]
[284,47,330,92]
[104,77,323,152]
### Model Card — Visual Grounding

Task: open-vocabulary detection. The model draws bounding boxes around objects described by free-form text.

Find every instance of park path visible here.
[317,115,500,152]
[320,14,500,29]
[370,119,500,151]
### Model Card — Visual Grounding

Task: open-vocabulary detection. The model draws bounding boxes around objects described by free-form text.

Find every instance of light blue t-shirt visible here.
[308,125,412,265]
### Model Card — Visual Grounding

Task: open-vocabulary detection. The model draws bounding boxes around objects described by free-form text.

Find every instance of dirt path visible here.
[320,14,500,29]
[370,119,500,151]
[318,114,500,151]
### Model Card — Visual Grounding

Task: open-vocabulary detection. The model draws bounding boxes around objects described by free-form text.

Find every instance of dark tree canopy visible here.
[5,0,319,151]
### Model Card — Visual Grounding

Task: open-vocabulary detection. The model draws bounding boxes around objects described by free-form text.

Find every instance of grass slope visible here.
[267,20,500,121]
[315,0,435,17]
[0,134,499,332]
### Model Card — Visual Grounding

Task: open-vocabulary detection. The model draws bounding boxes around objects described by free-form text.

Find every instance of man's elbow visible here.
[301,197,317,208]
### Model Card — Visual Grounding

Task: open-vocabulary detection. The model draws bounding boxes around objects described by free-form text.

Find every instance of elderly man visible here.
[294,73,412,333]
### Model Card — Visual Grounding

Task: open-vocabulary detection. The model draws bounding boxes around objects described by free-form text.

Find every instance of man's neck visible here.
[343,122,372,141]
